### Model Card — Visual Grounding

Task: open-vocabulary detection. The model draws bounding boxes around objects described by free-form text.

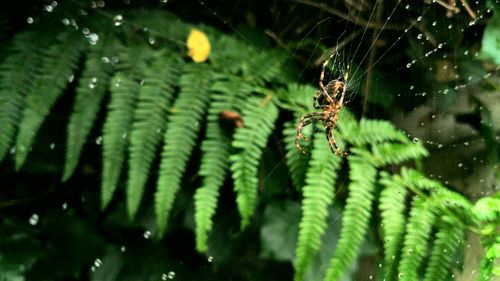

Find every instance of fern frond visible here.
[194,76,254,252]
[155,63,213,236]
[230,95,279,229]
[126,52,182,219]
[324,154,377,281]
[243,50,285,85]
[194,123,231,253]
[372,142,428,165]
[15,31,84,169]
[62,41,118,181]
[283,120,311,189]
[343,119,408,146]
[423,219,464,281]
[101,73,140,209]
[293,134,342,281]
[398,196,437,281]
[379,172,408,275]
[0,32,47,162]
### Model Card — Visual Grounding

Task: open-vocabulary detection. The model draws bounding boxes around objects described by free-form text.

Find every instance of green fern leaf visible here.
[62,41,118,181]
[379,172,408,275]
[230,95,279,229]
[398,196,436,281]
[15,31,84,169]
[283,120,311,189]
[293,134,342,281]
[101,73,140,209]
[423,220,464,281]
[344,119,408,146]
[126,52,182,219]
[155,63,213,236]
[194,77,254,252]
[324,154,377,281]
[372,142,428,165]
[0,32,47,162]
[194,123,231,253]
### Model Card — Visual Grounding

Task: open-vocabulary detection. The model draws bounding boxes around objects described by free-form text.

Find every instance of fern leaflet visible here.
[101,73,140,209]
[155,63,213,236]
[344,119,408,146]
[324,154,377,281]
[283,120,311,189]
[293,134,342,281]
[398,196,436,281]
[15,31,83,169]
[230,95,279,229]
[379,172,408,276]
[126,52,182,218]
[423,219,464,281]
[62,41,117,181]
[0,32,47,162]
[194,77,254,252]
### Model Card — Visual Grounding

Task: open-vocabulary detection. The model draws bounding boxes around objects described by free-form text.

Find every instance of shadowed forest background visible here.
[0,0,499,280]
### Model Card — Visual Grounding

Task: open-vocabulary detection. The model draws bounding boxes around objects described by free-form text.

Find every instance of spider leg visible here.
[338,65,350,105]
[313,90,328,109]
[326,125,348,157]
[295,112,322,155]
[319,55,336,105]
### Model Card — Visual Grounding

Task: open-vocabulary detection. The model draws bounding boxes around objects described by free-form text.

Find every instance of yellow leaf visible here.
[186,29,211,63]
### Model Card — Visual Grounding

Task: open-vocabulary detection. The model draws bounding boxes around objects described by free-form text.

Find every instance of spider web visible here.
[23,0,498,280]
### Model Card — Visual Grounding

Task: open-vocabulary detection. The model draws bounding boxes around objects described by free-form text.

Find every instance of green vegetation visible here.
[0,1,498,280]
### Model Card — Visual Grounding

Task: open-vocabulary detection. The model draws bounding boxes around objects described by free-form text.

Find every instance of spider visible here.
[295,54,350,156]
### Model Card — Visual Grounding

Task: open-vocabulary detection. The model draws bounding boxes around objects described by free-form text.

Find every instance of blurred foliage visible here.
[0,1,499,281]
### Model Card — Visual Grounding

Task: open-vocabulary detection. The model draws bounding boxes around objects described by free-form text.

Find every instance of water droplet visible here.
[369,275,373,280]
[162,274,168,281]
[49,143,55,150]
[95,136,103,145]
[407,249,413,255]
[113,14,123,26]
[406,63,412,68]
[29,214,39,226]
[94,258,102,268]
[412,137,419,143]
[143,230,151,239]
[458,163,463,168]
[167,271,175,279]
[417,33,423,40]
[417,16,422,21]
[68,74,75,83]
[448,24,453,29]
[148,37,155,45]
[27,17,34,24]
[120,246,126,252]
[87,33,99,45]
[101,56,110,63]
[432,21,437,26]
[207,256,213,262]
[97,0,105,7]
[62,202,68,210]
[160,0,168,3]
[398,273,404,279]
[62,18,70,25]
[45,5,54,12]
[9,146,16,155]
[89,77,98,89]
